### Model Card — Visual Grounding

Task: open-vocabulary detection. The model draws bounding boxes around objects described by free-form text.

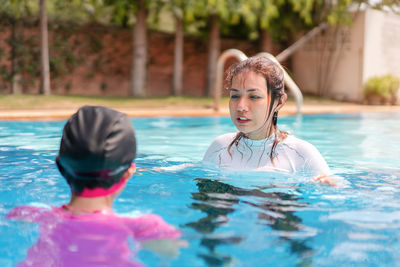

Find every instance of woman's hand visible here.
[313,174,337,187]
[141,239,188,258]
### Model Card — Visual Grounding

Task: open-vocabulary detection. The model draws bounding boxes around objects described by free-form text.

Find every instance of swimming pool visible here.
[1,112,400,266]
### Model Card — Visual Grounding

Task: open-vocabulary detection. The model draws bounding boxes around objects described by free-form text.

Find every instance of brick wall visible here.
[0,24,264,97]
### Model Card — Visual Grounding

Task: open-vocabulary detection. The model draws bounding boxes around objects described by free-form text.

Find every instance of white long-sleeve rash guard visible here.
[203,132,331,176]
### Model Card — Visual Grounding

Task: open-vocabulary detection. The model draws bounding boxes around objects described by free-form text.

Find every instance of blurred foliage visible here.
[364,75,400,98]
[362,0,400,14]
[0,0,399,92]
[1,0,398,35]
[0,0,37,18]
[0,0,107,92]
[1,0,397,41]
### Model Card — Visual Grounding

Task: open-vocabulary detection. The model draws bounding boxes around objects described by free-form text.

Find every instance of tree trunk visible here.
[39,0,51,95]
[206,14,220,97]
[173,16,183,96]
[11,19,22,94]
[131,0,147,97]
[259,28,273,53]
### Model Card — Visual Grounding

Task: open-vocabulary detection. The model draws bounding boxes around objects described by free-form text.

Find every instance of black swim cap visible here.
[56,106,136,184]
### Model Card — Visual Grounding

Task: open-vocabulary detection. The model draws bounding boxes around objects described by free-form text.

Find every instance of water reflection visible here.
[186,178,313,266]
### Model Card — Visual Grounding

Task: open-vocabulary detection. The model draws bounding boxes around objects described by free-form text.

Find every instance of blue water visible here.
[1,113,400,266]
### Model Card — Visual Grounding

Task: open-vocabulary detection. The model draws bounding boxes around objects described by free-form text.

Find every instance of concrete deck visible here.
[0,102,399,120]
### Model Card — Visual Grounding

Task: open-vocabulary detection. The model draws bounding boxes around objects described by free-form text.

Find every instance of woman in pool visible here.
[203,56,336,186]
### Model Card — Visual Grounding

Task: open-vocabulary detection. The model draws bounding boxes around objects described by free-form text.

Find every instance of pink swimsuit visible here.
[7,206,181,267]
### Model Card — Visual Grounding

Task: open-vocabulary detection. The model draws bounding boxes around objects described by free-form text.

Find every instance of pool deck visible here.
[1,101,400,120]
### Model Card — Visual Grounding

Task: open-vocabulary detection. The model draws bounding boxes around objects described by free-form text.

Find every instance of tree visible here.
[188,0,280,96]
[173,13,184,96]
[206,13,220,97]
[39,0,50,95]
[186,0,232,97]
[131,0,147,97]
[166,0,186,96]
[104,0,149,97]
[0,0,38,94]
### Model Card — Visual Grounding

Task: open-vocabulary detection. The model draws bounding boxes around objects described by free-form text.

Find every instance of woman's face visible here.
[229,70,272,140]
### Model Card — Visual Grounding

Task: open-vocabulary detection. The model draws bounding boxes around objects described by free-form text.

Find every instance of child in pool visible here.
[6,106,184,267]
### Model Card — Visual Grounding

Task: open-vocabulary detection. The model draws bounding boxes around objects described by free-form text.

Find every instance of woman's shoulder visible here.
[281,135,320,154]
[203,132,236,163]
[284,134,312,146]
[211,132,237,146]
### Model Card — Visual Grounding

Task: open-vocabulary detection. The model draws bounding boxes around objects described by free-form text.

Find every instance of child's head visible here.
[56,106,136,197]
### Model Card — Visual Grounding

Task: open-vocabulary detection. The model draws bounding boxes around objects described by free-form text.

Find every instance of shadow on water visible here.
[186,178,313,266]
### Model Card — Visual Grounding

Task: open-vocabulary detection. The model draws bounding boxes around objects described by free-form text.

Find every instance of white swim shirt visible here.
[203,132,331,176]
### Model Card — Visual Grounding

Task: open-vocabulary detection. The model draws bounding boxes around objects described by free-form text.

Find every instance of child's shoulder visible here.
[122,213,182,241]
[123,213,166,227]
[6,205,53,222]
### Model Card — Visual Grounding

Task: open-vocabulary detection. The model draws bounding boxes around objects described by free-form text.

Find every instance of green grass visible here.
[0,94,344,110]
[0,95,230,110]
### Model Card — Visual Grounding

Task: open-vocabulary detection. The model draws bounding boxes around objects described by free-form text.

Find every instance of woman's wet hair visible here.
[225,56,288,162]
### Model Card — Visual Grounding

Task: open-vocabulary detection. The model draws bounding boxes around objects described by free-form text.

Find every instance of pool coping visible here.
[1,102,400,120]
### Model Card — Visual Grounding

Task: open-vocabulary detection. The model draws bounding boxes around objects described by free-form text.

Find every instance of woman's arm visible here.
[313,174,337,187]
[141,239,188,258]
[296,138,337,186]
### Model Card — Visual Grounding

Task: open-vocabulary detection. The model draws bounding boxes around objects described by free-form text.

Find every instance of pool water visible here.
[1,113,400,266]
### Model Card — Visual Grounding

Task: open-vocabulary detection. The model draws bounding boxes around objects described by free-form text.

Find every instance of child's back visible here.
[8,205,180,267]
[6,106,182,266]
